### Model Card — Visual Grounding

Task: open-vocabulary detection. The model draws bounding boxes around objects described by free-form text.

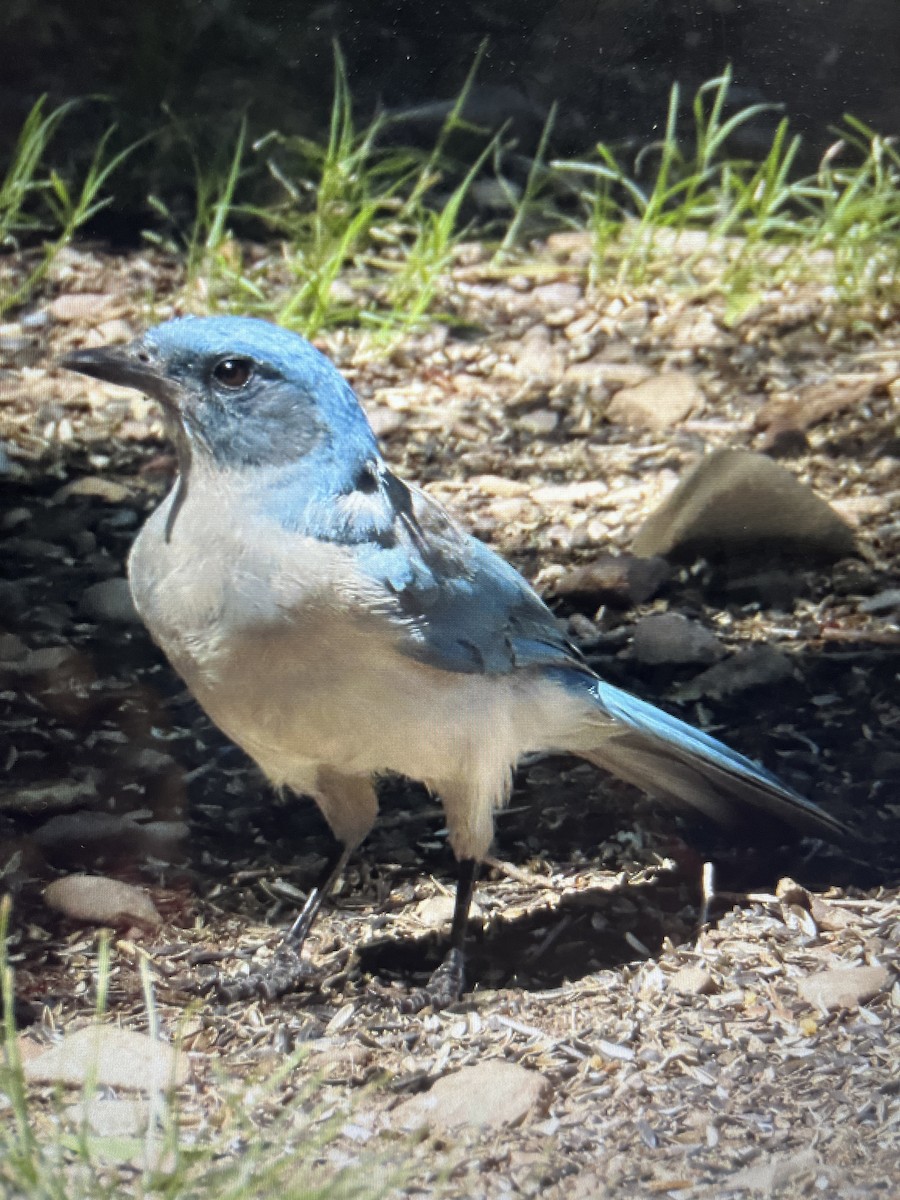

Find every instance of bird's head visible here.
[62,316,377,471]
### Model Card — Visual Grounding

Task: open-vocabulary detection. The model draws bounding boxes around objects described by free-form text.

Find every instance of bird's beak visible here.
[60,343,179,410]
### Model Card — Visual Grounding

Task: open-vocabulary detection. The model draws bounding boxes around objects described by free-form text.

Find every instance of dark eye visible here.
[212,357,253,389]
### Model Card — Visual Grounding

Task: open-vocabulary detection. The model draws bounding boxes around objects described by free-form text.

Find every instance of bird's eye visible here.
[212,357,253,389]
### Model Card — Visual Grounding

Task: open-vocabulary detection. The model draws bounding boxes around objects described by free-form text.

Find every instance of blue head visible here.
[62,316,378,472]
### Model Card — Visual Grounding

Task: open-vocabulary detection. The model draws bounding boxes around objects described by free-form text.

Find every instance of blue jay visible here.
[63,317,844,1008]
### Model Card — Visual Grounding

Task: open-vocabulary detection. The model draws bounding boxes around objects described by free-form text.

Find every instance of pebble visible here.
[631,612,724,666]
[49,293,115,322]
[668,966,718,996]
[564,361,651,391]
[24,1024,187,1089]
[0,632,28,662]
[392,1060,550,1132]
[64,1098,150,1137]
[797,965,893,1012]
[606,371,705,431]
[1,778,97,816]
[513,332,566,384]
[550,554,669,609]
[52,476,131,504]
[633,448,856,562]
[529,282,582,311]
[78,578,140,624]
[44,874,162,929]
[673,644,795,701]
[859,588,900,615]
[517,408,559,435]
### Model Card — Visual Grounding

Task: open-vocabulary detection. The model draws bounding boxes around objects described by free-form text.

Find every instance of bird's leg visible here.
[213,839,351,1003]
[400,858,478,1013]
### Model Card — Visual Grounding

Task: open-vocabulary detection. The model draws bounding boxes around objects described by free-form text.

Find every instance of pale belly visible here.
[128,490,591,798]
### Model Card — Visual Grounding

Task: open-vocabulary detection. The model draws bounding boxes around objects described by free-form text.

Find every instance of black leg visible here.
[214,839,351,1003]
[400,858,479,1013]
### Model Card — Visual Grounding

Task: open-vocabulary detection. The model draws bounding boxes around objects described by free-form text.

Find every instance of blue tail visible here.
[571,677,845,840]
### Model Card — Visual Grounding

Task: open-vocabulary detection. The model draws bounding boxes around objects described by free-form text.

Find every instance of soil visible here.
[1,239,898,1197]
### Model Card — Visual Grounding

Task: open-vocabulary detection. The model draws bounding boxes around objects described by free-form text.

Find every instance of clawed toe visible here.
[212,944,320,1003]
[399,947,466,1014]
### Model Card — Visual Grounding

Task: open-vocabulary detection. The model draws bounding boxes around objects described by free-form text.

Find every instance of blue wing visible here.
[269,455,586,675]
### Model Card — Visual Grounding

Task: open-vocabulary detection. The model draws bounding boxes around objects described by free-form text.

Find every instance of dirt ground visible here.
[1,240,898,1197]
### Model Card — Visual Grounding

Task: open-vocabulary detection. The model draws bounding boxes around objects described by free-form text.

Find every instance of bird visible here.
[63,315,846,1008]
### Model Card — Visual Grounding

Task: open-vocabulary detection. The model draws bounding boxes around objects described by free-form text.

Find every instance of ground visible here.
[0,238,898,1197]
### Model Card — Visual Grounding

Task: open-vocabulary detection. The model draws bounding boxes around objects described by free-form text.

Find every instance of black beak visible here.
[60,344,178,408]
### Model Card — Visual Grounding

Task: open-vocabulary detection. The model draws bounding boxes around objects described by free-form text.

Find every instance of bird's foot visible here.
[211,943,319,1004]
[399,947,466,1014]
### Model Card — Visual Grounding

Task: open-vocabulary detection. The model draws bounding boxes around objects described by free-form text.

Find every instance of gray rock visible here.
[631,613,724,666]
[35,809,188,867]
[606,371,704,431]
[859,588,900,615]
[393,1060,550,1132]
[633,448,855,562]
[0,632,28,663]
[79,578,140,624]
[798,965,893,1012]
[673,644,794,702]
[551,553,669,609]
[668,966,717,996]
[44,874,162,929]
[1,778,98,815]
[24,1024,187,1089]
[65,1098,151,1137]
[49,293,115,322]
[52,475,131,504]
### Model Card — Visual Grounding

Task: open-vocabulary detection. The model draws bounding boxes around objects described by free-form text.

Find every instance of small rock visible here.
[367,407,403,437]
[472,474,531,498]
[513,330,565,383]
[1,778,97,815]
[545,231,593,261]
[517,408,558,435]
[44,874,162,930]
[49,293,114,322]
[529,282,582,311]
[550,554,669,609]
[723,568,806,609]
[93,318,134,344]
[673,645,794,701]
[412,895,456,929]
[0,444,27,480]
[393,1061,550,1132]
[564,360,651,391]
[78,578,139,624]
[35,811,142,862]
[0,505,31,531]
[131,821,190,862]
[13,645,81,675]
[24,1024,187,1089]
[807,896,857,932]
[631,613,724,666]
[65,1098,151,1137]
[52,476,131,504]
[859,588,900,615]
[726,1149,820,1195]
[669,966,717,996]
[633,449,855,562]
[606,371,704,431]
[797,965,893,1012]
[0,633,28,663]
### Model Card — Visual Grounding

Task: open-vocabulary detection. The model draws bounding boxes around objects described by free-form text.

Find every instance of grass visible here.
[0,96,137,316]
[0,898,407,1200]
[1,63,899,330]
[553,67,900,315]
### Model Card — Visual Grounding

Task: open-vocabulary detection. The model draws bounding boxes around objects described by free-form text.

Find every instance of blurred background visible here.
[3,0,899,243]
